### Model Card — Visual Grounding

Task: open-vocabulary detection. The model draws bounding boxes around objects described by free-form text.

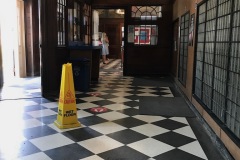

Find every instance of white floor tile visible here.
[97,111,129,121]
[79,97,104,102]
[77,102,98,109]
[80,155,104,160]
[133,115,166,123]
[77,110,93,118]
[78,135,124,154]
[138,88,157,92]
[30,133,74,151]
[173,126,197,139]
[17,152,52,160]
[112,92,133,97]
[41,102,58,109]
[89,122,126,134]
[107,97,132,103]
[26,89,41,94]
[26,109,57,118]
[128,138,174,157]
[179,141,208,160]
[22,119,44,129]
[131,124,169,137]
[162,94,174,97]
[114,88,134,92]
[169,117,189,125]
[104,103,130,111]
[136,93,159,97]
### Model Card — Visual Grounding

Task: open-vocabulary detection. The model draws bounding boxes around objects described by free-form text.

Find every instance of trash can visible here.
[70,58,90,92]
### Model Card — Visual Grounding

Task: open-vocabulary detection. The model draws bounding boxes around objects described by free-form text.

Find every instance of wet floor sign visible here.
[54,63,81,129]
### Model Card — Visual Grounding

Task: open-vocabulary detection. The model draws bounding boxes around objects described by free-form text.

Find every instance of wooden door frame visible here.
[171,18,179,77]
[17,0,27,77]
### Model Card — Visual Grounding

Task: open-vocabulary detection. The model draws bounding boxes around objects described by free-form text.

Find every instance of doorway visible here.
[96,9,124,65]
[0,0,41,100]
[0,0,26,85]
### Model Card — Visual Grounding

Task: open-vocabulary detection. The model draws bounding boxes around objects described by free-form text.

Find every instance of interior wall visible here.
[172,0,201,99]
[172,1,240,160]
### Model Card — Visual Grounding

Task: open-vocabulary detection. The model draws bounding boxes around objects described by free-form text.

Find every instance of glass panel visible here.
[57,0,66,46]
[127,25,158,45]
[178,12,190,85]
[131,6,162,19]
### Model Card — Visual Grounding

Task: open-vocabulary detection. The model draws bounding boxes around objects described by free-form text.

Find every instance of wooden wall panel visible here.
[99,18,123,59]
[93,0,173,7]
[171,19,179,77]
[24,0,40,76]
[40,0,64,97]
[124,4,173,75]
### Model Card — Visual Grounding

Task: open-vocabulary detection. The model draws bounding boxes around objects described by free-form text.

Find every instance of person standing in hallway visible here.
[101,32,109,64]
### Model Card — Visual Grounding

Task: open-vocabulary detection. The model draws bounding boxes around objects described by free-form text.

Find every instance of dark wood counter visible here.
[69,45,102,82]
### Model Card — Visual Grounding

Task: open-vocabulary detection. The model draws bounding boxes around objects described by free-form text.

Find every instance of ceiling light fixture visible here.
[116,9,124,15]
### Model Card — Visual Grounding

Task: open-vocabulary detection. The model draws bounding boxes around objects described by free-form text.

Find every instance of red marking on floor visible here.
[90,107,108,113]
[90,92,101,96]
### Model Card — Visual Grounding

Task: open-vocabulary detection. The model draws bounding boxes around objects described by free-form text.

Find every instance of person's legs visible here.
[106,46,109,61]
[102,55,107,64]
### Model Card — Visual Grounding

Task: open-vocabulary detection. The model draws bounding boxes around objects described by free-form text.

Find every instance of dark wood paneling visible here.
[171,19,179,76]
[24,0,40,76]
[124,4,173,75]
[99,18,123,59]
[41,0,67,97]
[126,46,171,75]
[93,0,174,7]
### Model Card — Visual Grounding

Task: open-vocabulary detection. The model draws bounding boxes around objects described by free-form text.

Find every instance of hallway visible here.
[0,59,230,160]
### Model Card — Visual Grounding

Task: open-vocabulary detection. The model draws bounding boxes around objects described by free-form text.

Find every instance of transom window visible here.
[131,6,162,20]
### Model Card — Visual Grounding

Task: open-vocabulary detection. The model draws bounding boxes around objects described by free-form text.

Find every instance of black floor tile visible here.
[91,99,116,106]
[113,117,147,128]
[44,143,94,160]
[78,116,108,126]
[154,149,205,160]
[153,119,188,130]
[62,127,102,142]
[24,105,47,112]
[23,125,58,139]
[17,140,41,157]
[153,131,196,147]
[37,115,57,125]
[117,108,139,116]
[99,94,118,99]
[107,129,148,144]
[98,146,149,160]
[124,95,139,100]
[122,101,139,107]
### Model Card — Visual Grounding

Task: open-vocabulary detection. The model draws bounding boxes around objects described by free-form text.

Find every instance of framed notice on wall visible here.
[134,27,151,45]
[188,14,195,46]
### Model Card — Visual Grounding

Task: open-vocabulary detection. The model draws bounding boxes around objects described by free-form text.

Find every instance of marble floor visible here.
[0,59,230,160]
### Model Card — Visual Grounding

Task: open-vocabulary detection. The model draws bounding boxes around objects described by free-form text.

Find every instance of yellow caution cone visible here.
[54,63,81,129]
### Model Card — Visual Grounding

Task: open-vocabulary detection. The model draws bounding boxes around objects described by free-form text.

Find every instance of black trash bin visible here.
[70,58,90,92]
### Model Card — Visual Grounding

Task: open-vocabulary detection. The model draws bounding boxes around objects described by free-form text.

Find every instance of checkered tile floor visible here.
[0,60,226,160]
